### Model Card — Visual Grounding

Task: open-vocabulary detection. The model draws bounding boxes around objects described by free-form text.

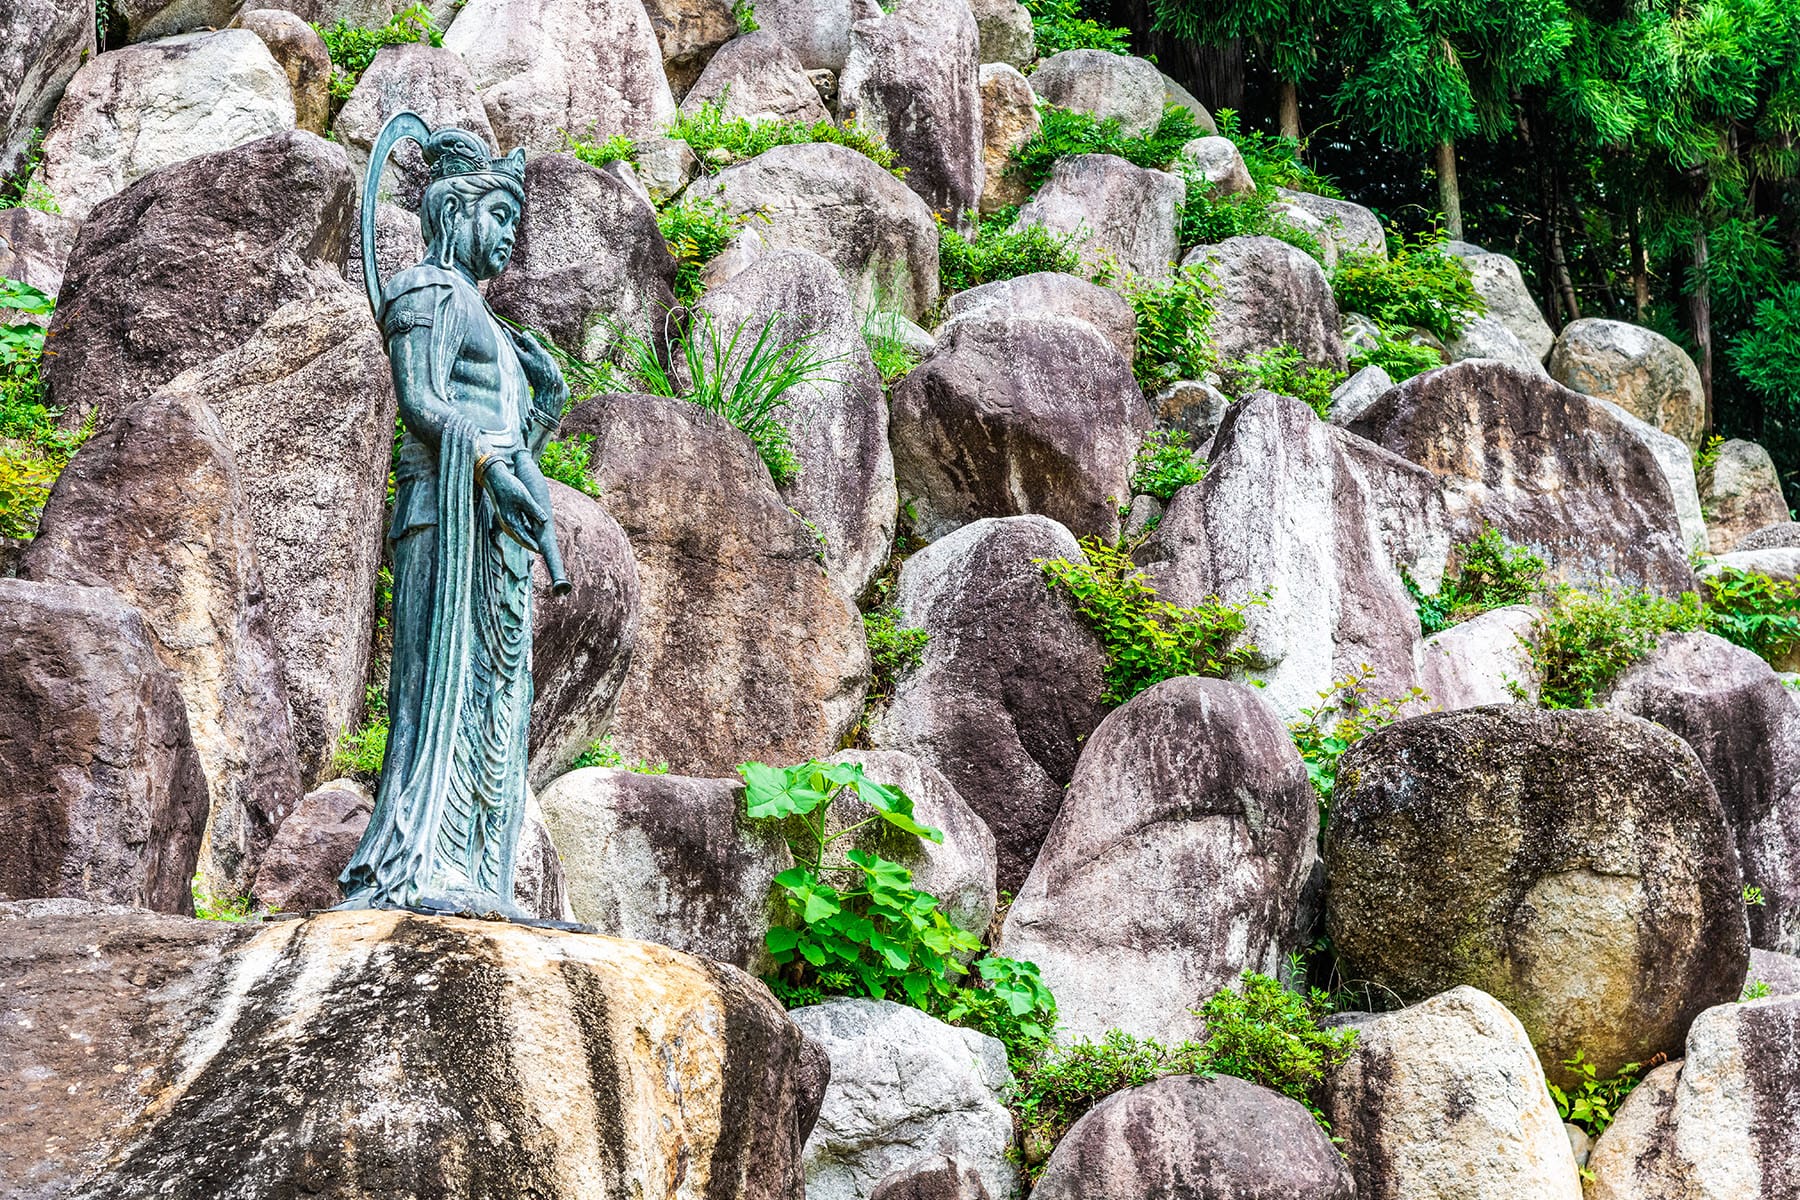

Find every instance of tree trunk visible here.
[1693,225,1714,434]
[1278,79,1300,141]
[1548,166,1580,321]
[1628,204,1649,321]
[1435,140,1463,241]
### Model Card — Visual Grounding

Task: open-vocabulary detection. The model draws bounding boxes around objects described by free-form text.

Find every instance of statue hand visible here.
[484,461,548,541]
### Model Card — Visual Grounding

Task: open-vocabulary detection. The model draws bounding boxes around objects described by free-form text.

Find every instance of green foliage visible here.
[571,736,669,774]
[1743,978,1774,1001]
[331,685,390,783]
[1121,266,1217,394]
[1330,240,1483,343]
[1129,430,1207,502]
[1010,104,1210,193]
[191,880,260,922]
[1177,174,1327,265]
[1214,109,1343,198]
[1197,967,1357,1129]
[1746,883,1768,907]
[1041,537,1261,706]
[1406,526,1548,636]
[740,759,1057,1059]
[1020,0,1131,57]
[938,209,1082,295]
[314,3,441,100]
[1531,585,1705,710]
[1549,1051,1643,1139]
[1731,282,1800,414]
[1289,667,1429,810]
[564,132,637,169]
[863,319,923,386]
[1694,434,1726,492]
[656,198,747,306]
[670,99,902,175]
[0,278,87,540]
[731,0,758,32]
[1700,567,1800,666]
[1011,1031,1212,1175]
[0,131,59,213]
[538,433,601,498]
[1348,326,1445,383]
[1224,345,1345,419]
[864,606,928,708]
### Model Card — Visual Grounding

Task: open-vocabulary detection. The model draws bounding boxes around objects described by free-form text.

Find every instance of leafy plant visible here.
[1224,345,1345,419]
[1011,1030,1212,1175]
[0,278,87,539]
[1041,537,1261,706]
[1730,282,1800,418]
[1010,105,1209,193]
[538,433,601,498]
[571,736,669,774]
[1289,667,1429,811]
[1405,526,1548,636]
[938,208,1083,295]
[1693,433,1726,491]
[1020,0,1131,57]
[1348,326,1445,382]
[863,319,923,385]
[1121,266,1217,394]
[670,99,902,175]
[1745,883,1768,907]
[314,3,441,101]
[731,0,758,32]
[565,132,637,170]
[1700,568,1800,666]
[1530,585,1704,710]
[1130,429,1206,501]
[192,879,259,922]
[1197,967,1357,1130]
[657,198,749,306]
[1178,173,1327,265]
[1330,239,1483,344]
[331,685,390,783]
[864,606,928,708]
[0,131,58,213]
[1213,110,1342,198]
[1743,979,1774,1001]
[1549,1050,1644,1139]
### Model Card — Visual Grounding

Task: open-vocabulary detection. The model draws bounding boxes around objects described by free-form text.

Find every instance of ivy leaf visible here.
[765,926,801,954]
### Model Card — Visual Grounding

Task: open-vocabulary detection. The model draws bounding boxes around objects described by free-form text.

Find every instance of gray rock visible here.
[249,777,374,912]
[157,286,394,791]
[563,393,868,775]
[0,208,79,314]
[536,767,791,970]
[1749,947,1800,996]
[1703,438,1789,553]
[331,42,493,210]
[1014,153,1183,280]
[641,0,740,97]
[871,1156,992,1200]
[43,129,354,434]
[696,247,897,597]
[1326,705,1751,1085]
[1348,360,1698,595]
[1180,135,1253,197]
[0,580,207,915]
[344,199,424,295]
[1150,379,1229,443]
[1325,987,1583,1200]
[1447,318,1550,377]
[942,270,1136,368]
[1138,392,1448,724]
[1161,71,1216,133]
[891,313,1148,544]
[968,0,1031,68]
[1184,234,1346,371]
[1589,394,1709,555]
[527,481,641,788]
[1607,631,1800,954]
[1276,187,1385,262]
[443,0,676,157]
[1550,317,1707,450]
[0,0,93,180]
[1029,49,1164,136]
[754,0,857,70]
[840,0,983,220]
[1444,241,1555,363]
[485,152,678,364]
[114,0,238,42]
[1419,604,1541,709]
[682,30,831,123]
[1327,362,1393,426]
[976,63,1037,214]
[1586,996,1800,1200]
[233,9,332,135]
[700,142,940,322]
[1736,521,1800,552]
[870,516,1107,891]
[792,999,1015,1200]
[1032,1074,1355,1200]
[511,788,575,922]
[39,30,297,223]
[1001,677,1317,1044]
[23,389,305,902]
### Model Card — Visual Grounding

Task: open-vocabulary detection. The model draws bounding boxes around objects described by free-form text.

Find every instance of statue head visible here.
[417,129,527,282]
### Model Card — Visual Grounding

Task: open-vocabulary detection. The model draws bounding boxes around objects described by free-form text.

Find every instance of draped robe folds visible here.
[339,265,542,915]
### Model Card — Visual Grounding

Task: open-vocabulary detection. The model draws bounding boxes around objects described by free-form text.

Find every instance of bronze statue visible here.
[338,113,570,917]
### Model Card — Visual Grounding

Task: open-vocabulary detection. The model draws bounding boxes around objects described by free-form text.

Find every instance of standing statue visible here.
[338,113,571,917]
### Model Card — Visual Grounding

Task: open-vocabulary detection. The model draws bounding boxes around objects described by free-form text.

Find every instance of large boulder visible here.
[1445,242,1556,363]
[1736,521,1800,552]
[1138,391,1448,723]
[153,285,394,790]
[975,63,1037,214]
[0,0,93,180]
[527,481,642,787]
[1276,187,1386,263]
[1325,705,1750,1084]
[1184,235,1346,371]
[1000,677,1318,1044]
[890,314,1148,544]
[1446,316,1550,377]
[39,30,297,222]
[1586,996,1800,1200]
[0,908,821,1198]
[641,0,740,97]
[248,777,373,913]
[753,0,857,70]
[232,9,332,135]
[485,152,678,363]
[1549,317,1707,450]
[22,389,305,901]
[330,42,494,209]
[443,0,677,157]
[871,1157,992,1200]
[1031,1074,1356,1200]
[1589,394,1709,555]
[42,129,354,433]
[1028,50,1164,136]
[0,580,207,915]
[1324,987,1583,1200]
[1703,438,1788,553]
[681,31,830,124]
[695,248,897,597]
[869,516,1108,892]
[1013,153,1183,280]
[1180,135,1254,198]
[700,142,940,322]
[561,393,868,776]
[1419,604,1542,710]
[839,0,983,221]
[535,767,790,971]
[941,270,1135,368]
[968,0,1031,68]
[1347,360,1697,595]
[0,208,79,311]
[791,999,1015,1200]
[1607,631,1800,954]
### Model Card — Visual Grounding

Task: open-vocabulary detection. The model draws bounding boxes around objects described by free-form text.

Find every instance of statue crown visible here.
[421,128,526,187]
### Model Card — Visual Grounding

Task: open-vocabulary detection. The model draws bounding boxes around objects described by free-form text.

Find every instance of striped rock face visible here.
[0,905,818,1200]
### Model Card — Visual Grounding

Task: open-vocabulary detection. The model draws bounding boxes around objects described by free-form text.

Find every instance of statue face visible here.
[447,188,521,281]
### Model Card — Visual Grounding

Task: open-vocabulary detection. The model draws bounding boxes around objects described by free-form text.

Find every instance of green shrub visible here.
[1289,667,1429,811]
[1041,537,1261,706]
[1348,327,1445,382]
[1010,105,1208,193]
[731,0,758,31]
[1693,433,1726,493]
[1019,0,1131,57]
[1213,110,1342,199]
[1196,968,1356,1130]
[565,132,636,169]
[0,131,58,213]
[656,198,748,306]
[1121,266,1216,394]
[1700,567,1800,666]
[1129,429,1206,501]
[538,432,601,498]
[331,685,390,782]
[1177,176,1327,265]
[1549,1050,1644,1140]
[1405,526,1548,636]
[1,277,87,539]
[670,99,902,175]
[1729,281,1800,414]
[314,3,441,100]
[571,736,669,774]
[1330,239,1483,343]
[1224,345,1344,419]
[1530,585,1704,710]
[938,208,1083,295]
[864,606,928,707]
[1011,1030,1211,1174]
[863,319,923,385]
[191,880,259,922]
